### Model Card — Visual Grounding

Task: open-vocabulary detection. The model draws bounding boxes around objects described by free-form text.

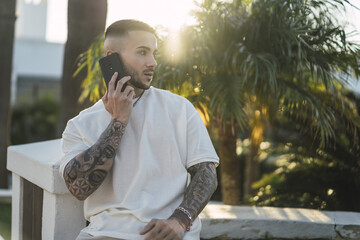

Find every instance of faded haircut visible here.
[105,19,156,39]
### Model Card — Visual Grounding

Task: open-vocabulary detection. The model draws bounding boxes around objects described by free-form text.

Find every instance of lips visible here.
[144,71,154,79]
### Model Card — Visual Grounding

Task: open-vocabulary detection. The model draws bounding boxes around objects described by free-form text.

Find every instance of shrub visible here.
[11,96,59,145]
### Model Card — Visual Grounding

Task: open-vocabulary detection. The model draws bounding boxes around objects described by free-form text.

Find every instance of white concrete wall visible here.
[7,140,86,240]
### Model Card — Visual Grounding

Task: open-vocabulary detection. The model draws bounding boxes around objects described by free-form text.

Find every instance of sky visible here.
[45,0,360,44]
[46,0,199,43]
[336,0,360,42]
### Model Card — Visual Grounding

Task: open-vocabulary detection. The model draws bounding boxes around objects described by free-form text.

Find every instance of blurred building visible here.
[12,0,64,104]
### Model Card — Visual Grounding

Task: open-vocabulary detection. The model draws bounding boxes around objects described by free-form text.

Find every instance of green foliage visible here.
[74,33,106,103]
[11,96,59,145]
[250,92,360,211]
[0,203,11,240]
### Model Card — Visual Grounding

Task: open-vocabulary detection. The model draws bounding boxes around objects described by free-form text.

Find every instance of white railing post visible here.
[7,139,85,240]
[11,173,23,240]
[42,191,85,240]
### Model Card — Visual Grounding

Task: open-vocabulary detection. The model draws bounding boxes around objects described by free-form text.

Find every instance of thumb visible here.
[102,91,108,104]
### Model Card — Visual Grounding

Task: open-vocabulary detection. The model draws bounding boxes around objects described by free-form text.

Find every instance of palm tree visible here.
[73,0,360,205]
[156,0,360,204]
[0,0,16,189]
[58,0,107,135]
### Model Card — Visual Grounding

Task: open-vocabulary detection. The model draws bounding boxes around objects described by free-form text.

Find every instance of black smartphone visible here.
[99,53,127,92]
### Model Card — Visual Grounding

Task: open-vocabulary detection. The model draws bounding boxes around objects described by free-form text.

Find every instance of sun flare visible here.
[46,0,199,43]
[106,0,198,31]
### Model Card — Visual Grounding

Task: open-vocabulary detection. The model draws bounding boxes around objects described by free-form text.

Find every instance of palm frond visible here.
[74,33,105,103]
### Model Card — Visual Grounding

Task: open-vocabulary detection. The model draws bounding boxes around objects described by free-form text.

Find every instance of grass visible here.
[0,202,11,240]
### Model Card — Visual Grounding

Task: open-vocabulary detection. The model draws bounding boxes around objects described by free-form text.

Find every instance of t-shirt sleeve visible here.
[58,120,89,180]
[186,106,219,169]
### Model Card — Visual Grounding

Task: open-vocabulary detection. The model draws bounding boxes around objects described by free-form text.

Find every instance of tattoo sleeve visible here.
[63,119,126,200]
[169,162,218,229]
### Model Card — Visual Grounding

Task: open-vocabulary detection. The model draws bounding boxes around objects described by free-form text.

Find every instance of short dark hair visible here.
[105,19,155,39]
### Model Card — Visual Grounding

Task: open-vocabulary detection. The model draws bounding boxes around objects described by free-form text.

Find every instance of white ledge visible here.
[7,139,67,194]
[199,203,360,239]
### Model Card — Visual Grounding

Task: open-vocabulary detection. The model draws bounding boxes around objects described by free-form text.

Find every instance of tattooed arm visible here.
[140,162,217,238]
[63,119,126,200]
[63,73,135,201]
[170,162,218,228]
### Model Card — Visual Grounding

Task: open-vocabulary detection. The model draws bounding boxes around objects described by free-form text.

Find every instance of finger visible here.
[123,86,134,97]
[156,226,171,240]
[108,72,118,95]
[115,76,131,93]
[164,234,176,240]
[128,90,136,100]
[140,219,157,235]
[144,226,161,240]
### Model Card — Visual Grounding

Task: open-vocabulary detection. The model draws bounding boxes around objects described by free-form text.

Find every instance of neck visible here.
[133,87,145,98]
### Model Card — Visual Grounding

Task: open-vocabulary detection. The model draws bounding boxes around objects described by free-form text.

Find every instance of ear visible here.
[105,50,115,56]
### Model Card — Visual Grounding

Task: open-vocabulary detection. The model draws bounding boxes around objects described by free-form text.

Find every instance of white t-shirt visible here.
[59,87,219,240]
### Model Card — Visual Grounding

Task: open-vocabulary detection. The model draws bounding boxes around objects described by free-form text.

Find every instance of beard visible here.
[122,63,152,90]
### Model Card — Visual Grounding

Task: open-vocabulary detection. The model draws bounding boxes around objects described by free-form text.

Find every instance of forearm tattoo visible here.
[169,162,217,229]
[63,119,126,200]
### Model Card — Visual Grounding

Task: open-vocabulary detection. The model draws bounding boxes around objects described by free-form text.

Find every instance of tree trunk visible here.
[58,0,107,136]
[219,123,242,205]
[0,0,16,189]
[243,138,261,201]
[243,110,264,202]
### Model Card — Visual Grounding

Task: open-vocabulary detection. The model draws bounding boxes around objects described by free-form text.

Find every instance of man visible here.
[59,19,219,240]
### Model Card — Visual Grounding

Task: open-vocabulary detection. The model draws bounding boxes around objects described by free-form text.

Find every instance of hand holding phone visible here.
[99,53,128,92]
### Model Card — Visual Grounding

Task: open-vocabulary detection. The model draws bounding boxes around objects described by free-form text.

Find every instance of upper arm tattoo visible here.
[63,119,126,200]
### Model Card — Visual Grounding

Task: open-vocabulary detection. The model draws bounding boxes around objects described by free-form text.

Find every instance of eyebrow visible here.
[136,46,158,53]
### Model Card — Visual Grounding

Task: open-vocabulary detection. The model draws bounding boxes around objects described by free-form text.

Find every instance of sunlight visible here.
[163,30,183,61]
[106,0,197,30]
[106,0,198,59]
[46,0,199,43]
[46,0,67,43]
[25,0,42,4]
[253,206,332,222]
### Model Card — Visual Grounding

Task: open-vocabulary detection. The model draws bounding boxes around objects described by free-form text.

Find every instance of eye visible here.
[139,50,146,55]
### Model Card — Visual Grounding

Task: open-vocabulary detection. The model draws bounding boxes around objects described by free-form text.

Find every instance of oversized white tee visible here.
[59,87,219,239]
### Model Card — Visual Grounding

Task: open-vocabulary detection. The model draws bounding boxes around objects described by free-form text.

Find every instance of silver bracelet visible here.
[176,207,193,230]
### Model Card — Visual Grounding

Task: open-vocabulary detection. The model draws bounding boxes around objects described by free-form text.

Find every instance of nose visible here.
[147,55,157,68]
